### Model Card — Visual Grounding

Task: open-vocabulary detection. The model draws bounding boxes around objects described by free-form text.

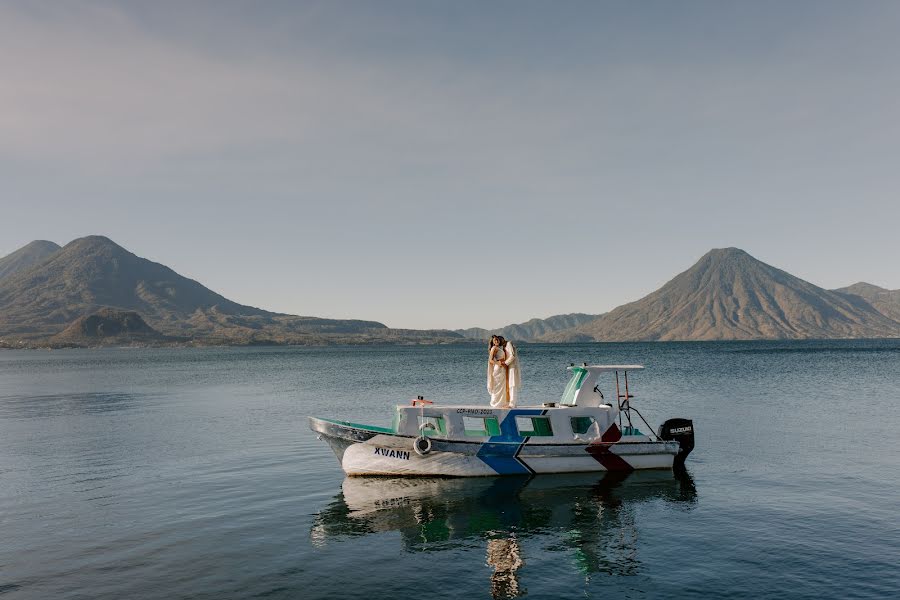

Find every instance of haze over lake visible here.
[2,341,898,599]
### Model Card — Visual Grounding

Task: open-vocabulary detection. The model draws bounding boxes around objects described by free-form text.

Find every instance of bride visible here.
[487,335,509,407]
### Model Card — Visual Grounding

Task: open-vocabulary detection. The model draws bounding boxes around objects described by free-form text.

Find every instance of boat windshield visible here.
[560,367,588,405]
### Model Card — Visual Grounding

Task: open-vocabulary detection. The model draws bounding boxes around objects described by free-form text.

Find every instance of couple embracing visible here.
[487,335,521,408]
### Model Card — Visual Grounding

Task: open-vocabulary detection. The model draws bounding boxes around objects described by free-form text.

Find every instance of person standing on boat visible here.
[487,335,509,407]
[498,336,521,408]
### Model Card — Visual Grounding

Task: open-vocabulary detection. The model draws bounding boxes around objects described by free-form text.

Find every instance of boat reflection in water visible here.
[310,470,697,598]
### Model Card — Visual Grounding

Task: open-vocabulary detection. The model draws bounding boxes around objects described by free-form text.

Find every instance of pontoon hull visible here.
[310,416,680,477]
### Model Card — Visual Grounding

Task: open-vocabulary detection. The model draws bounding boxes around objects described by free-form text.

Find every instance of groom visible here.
[497,336,521,408]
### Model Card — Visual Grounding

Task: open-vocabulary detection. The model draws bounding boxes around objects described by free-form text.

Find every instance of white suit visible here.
[502,341,521,407]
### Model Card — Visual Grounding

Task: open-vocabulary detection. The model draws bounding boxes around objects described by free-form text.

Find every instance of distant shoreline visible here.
[4,337,900,351]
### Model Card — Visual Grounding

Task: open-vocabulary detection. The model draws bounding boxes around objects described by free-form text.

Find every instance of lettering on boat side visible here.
[373,447,411,460]
[456,408,494,414]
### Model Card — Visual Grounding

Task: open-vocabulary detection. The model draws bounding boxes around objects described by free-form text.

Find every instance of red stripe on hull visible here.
[601,422,623,443]
[586,423,634,472]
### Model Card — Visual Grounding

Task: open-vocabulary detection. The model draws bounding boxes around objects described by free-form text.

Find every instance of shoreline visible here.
[3,336,899,351]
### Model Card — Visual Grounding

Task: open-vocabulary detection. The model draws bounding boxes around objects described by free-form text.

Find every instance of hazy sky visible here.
[2,1,899,329]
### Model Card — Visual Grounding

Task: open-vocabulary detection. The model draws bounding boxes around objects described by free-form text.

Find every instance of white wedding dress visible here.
[487,347,509,408]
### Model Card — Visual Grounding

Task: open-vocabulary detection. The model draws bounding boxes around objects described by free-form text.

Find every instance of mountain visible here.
[833,282,900,323]
[0,235,462,346]
[456,313,601,342]
[49,308,171,346]
[5,237,894,347]
[566,248,900,341]
[0,235,275,336]
[0,240,61,280]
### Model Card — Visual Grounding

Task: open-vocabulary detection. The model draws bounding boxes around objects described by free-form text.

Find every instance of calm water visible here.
[1,341,899,599]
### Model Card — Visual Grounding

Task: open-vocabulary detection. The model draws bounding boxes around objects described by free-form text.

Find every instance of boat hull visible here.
[310,416,680,477]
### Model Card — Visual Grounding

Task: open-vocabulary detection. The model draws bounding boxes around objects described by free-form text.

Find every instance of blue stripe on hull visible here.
[476,409,545,475]
[476,443,531,475]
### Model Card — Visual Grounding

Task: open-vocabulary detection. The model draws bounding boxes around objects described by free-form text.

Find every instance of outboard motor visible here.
[658,418,695,468]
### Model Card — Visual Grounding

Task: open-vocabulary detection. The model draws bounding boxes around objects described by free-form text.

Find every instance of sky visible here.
[2,0,899,329]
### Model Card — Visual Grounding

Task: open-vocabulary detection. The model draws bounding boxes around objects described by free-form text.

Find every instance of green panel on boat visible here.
[419,416,446,437]
[321,418,394,434]
[516,416,553,436]
[560,368,588,405]
[571,416,595,434]
[532,417,553,436]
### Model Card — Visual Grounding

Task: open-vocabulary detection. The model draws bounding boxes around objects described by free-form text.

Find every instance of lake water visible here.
[1,341,899,599]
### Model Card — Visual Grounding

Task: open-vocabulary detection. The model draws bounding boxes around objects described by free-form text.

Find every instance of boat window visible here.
[571,416,597,435]
[418,415,446,436]
[560,368,588,405]
[515,416,553,436]
[463,416,500,437]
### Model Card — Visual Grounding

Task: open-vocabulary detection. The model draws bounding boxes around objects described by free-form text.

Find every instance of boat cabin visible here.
[392,365,650,444]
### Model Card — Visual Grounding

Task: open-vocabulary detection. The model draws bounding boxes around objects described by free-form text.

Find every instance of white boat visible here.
[309,364,695,476]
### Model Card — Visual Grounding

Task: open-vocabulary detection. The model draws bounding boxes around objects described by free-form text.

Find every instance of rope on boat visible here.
[628,405,663,441]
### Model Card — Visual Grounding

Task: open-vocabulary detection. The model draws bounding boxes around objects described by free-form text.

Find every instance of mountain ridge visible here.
[0,236,461,346]
[833,282,900,323]
[2,238,898,347]
[565,248,900,341]
[455,313,602,342]
[0,240,61,280]
[0,235,276,336]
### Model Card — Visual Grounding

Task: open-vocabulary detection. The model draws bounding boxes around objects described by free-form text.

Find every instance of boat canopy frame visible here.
[558,364,662,441]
